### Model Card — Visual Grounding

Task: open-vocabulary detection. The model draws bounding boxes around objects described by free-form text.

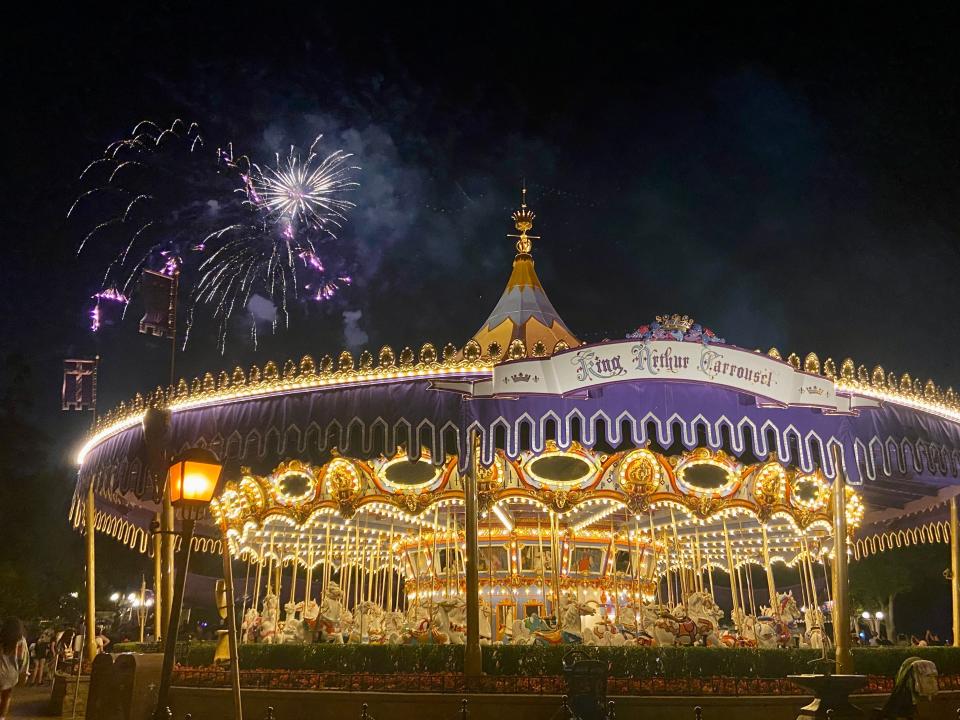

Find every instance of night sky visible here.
[6,4,960,466]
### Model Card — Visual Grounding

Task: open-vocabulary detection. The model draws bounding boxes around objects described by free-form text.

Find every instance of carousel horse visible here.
[721,610,758,648]
[647,594,722,647]
[259,593,281,644]
[804,607,831,650]
[583,607,629,646]
[444,597,494,644]
[404,599,452,644]
[240,607,260,643]
[280,601,307,644]
[533,595,596,645]
[381,611,407,644]
[478,600,495,644]
[301,598,320,640]
[754,592,802,648]
[355,600,385,642]
[505,613,552,645]
[317,582,348,643]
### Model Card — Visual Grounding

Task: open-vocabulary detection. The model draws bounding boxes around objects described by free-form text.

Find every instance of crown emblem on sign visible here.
[656,314,694,332]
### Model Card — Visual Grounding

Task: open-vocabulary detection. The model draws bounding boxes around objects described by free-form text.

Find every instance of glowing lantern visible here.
[167,448,222,509]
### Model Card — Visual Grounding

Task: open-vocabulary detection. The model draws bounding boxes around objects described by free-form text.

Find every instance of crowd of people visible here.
[0,616,114,719]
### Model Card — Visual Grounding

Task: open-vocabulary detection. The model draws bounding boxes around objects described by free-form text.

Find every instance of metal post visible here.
[154,514,163,641]
[830,445,852,674]
[161,487,175,637]
[463,433,482,677]
[221,539,243,720]
[154,517,195,719]
[84,482,98,663]
[951,496,960,647]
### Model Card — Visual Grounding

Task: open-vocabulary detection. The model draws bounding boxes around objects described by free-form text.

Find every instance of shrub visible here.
[112,642,960,679]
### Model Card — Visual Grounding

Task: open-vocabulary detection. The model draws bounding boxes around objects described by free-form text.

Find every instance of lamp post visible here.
[153,448,222,720]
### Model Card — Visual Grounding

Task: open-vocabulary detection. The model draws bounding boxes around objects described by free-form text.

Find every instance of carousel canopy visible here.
[72,193,960,559]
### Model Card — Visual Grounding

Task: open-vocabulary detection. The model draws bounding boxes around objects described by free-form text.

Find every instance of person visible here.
[31,629,50,686]
[94,627,110,654]
[0,618,30,720]
[51,628,74,677]
[924,629,941,646]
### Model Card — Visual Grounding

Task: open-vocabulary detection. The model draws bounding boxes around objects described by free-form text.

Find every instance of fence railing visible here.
[169,667,960,696]
[160,698,768,720]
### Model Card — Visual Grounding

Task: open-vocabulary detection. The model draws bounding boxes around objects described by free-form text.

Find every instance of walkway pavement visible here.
[9,684,53,719]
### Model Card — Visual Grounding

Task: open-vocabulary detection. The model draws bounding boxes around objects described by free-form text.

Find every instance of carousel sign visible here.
[490,339,873,413]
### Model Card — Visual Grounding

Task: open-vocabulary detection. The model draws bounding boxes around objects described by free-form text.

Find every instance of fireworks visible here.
[70,119,220,305]
[240,136,359,236]
[72,123,361,350]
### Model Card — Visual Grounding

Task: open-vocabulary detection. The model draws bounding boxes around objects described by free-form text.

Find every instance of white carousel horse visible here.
[355,600,385,642]
[381,611,407,643]
[259,593,281,644]
[583,607,628,646]
[754,592,802,648]
[533,594,596,645]
[646,594,722,647]
[280,601,307,644]
[804,607,831,650]
[442,597,495,644]
[301,598,320,640]
[317,582,348,643]
[403,599,453,644]
[240,607,260,643]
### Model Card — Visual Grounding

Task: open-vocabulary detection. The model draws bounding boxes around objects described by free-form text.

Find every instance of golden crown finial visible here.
[656,314,694,332]
[509,182,539,254]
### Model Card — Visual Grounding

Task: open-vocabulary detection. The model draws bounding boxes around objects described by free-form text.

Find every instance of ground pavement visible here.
[9,684,53,719]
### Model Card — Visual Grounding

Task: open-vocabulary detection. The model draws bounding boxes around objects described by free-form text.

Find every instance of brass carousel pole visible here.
[663,529,674,607]
[722,517,741,626]
[761,525,778,617]
[648,512,661,606]
[463,433,482,677]
[950,496,960,647]
[830,445,852,674]
[387,523,395,612]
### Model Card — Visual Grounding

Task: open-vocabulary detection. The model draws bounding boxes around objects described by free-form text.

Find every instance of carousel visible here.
[71,191,960,671]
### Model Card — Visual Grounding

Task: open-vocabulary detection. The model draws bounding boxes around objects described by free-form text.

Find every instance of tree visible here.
[850,543,948,639]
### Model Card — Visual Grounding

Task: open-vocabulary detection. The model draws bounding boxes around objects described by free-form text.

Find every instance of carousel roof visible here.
[71,188,960,558]
[467,190,579,357]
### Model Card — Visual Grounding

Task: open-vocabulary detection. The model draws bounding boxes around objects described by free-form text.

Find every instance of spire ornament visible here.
[508,185,539,255]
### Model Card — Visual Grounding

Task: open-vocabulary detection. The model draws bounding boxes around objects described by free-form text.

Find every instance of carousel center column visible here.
[830,444,852,674]
[463,432,482,677]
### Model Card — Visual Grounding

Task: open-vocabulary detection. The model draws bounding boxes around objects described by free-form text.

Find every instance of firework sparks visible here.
[73,123,360,350]
[242,136,359,235]
[186,137,360,351]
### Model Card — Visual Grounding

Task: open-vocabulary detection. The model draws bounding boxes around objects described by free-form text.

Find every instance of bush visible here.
[112,642,960,679]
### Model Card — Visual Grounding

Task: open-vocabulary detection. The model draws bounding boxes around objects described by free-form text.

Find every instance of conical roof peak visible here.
[466,189,579,357]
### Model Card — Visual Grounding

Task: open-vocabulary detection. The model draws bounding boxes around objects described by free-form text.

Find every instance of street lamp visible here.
[154,448,222,720]
[110,592,121,603]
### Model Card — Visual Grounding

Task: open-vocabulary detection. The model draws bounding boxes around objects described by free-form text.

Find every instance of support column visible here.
[84,483,97,663]
[463,434,482,677]
[161,486,175,638]
[221,540,243,720]
[153,513,163,641]
[951,496,960,647]
[830,445,852,674]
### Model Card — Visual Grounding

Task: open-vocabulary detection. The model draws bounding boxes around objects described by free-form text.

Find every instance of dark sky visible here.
[5,4,960,464]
